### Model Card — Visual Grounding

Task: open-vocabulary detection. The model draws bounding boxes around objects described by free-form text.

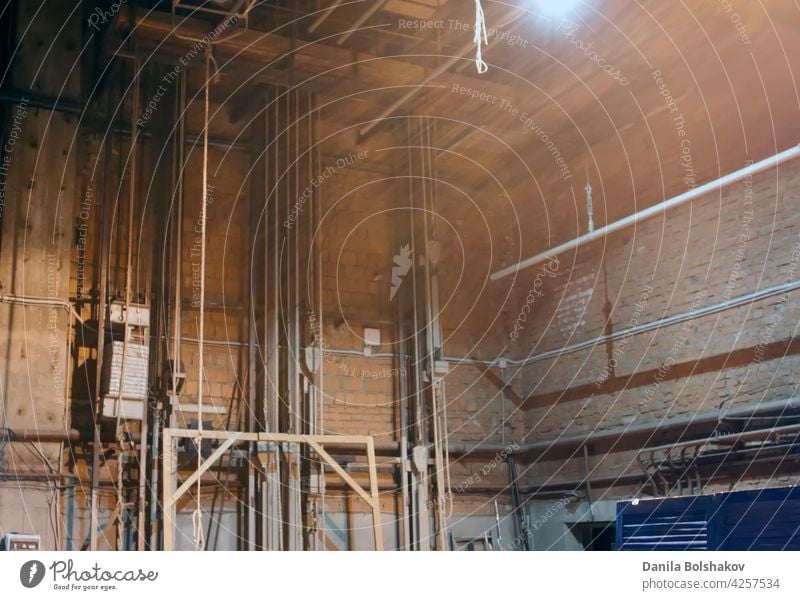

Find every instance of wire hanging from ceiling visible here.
[474,0,489,73]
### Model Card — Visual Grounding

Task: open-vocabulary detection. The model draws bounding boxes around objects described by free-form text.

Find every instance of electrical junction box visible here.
[109,302,150,327]
[0,533,41,551]
[363,327,381,347]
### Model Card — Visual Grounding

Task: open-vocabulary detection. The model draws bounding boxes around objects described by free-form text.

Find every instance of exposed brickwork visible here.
[509,159,800,493]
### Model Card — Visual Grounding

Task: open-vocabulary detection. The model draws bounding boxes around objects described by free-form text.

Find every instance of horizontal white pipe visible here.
[491,144,800,281]
[0,294,84,323]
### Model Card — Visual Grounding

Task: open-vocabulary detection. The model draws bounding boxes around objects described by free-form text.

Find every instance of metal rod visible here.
[90,64,115,551]
[508,278,800,369]
[491,144,800,280]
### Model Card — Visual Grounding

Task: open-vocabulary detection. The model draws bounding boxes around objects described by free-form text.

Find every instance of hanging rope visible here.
[474,0,489,74]
[192,45,212,553]
[585,170,594,233]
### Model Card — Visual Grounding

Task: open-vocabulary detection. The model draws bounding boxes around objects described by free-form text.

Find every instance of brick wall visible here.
[505,157,800,493]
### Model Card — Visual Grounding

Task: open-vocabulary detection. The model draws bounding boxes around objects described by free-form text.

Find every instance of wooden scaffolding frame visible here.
[162,428,383,550]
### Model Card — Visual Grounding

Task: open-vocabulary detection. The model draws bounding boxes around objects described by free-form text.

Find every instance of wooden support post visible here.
[366,437,383,551]
[162,429,175,551]
[286,442,303,550]
[248,462,256,551]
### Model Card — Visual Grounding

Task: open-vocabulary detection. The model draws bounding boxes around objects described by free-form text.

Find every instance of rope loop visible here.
[474,0,489,74]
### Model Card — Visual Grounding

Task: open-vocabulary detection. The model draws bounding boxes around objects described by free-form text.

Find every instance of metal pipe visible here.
[445,396,800,460]
[0,294,83,323]
[292,86,303,549]
[507,455,529,550]
[134,65,150,551]
[315,92,327,548]
[111,56,141,551]
[644,423,800,455]
[90,84,116,551]
[9,401,789,463]
[393,156,411,549]
[476,277,800,369]
[491,144,800,280]
[0,427,142,444]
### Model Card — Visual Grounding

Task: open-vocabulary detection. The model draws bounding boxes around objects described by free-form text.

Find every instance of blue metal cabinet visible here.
[616,485,800,550]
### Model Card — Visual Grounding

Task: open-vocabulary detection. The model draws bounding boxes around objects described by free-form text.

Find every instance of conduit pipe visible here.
[0,428,141,444]
[0,294,84,323]
[5,396,794,462]
[441,277,800,369]
[445,396,800,460]
[491,144,800,280]
[514,278,800,367]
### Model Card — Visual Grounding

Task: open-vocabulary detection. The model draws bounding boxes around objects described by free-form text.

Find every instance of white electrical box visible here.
[109,302,150,327]
[363,327,381,347]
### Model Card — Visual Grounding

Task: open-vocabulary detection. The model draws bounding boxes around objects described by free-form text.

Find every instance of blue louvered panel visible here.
[617,496,712,551]
[715,487,800,550]
[616,486,800,551]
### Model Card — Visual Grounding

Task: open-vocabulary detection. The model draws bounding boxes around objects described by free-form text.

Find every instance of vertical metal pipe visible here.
[135,65,151,552]
[421,117,446,549]
[406,118,431,550]
[149,409,160,548]
[508,456,530,551]
[406,119,424,445]
[270,87,280,436]
[291,87,303,550]
[90,75,117,551]
[247,463,256,550]
[113,55,140,551]
[172,70,186,428]
[314,94,326,548]
[583,445,593,504]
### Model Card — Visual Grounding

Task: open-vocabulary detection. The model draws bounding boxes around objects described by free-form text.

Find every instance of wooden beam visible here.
[170,433,242,504]
[115,8,518,105]
[162,430,174,551]
[365,437,384,551]
[162,429,385,550]
[309,440,375,508]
